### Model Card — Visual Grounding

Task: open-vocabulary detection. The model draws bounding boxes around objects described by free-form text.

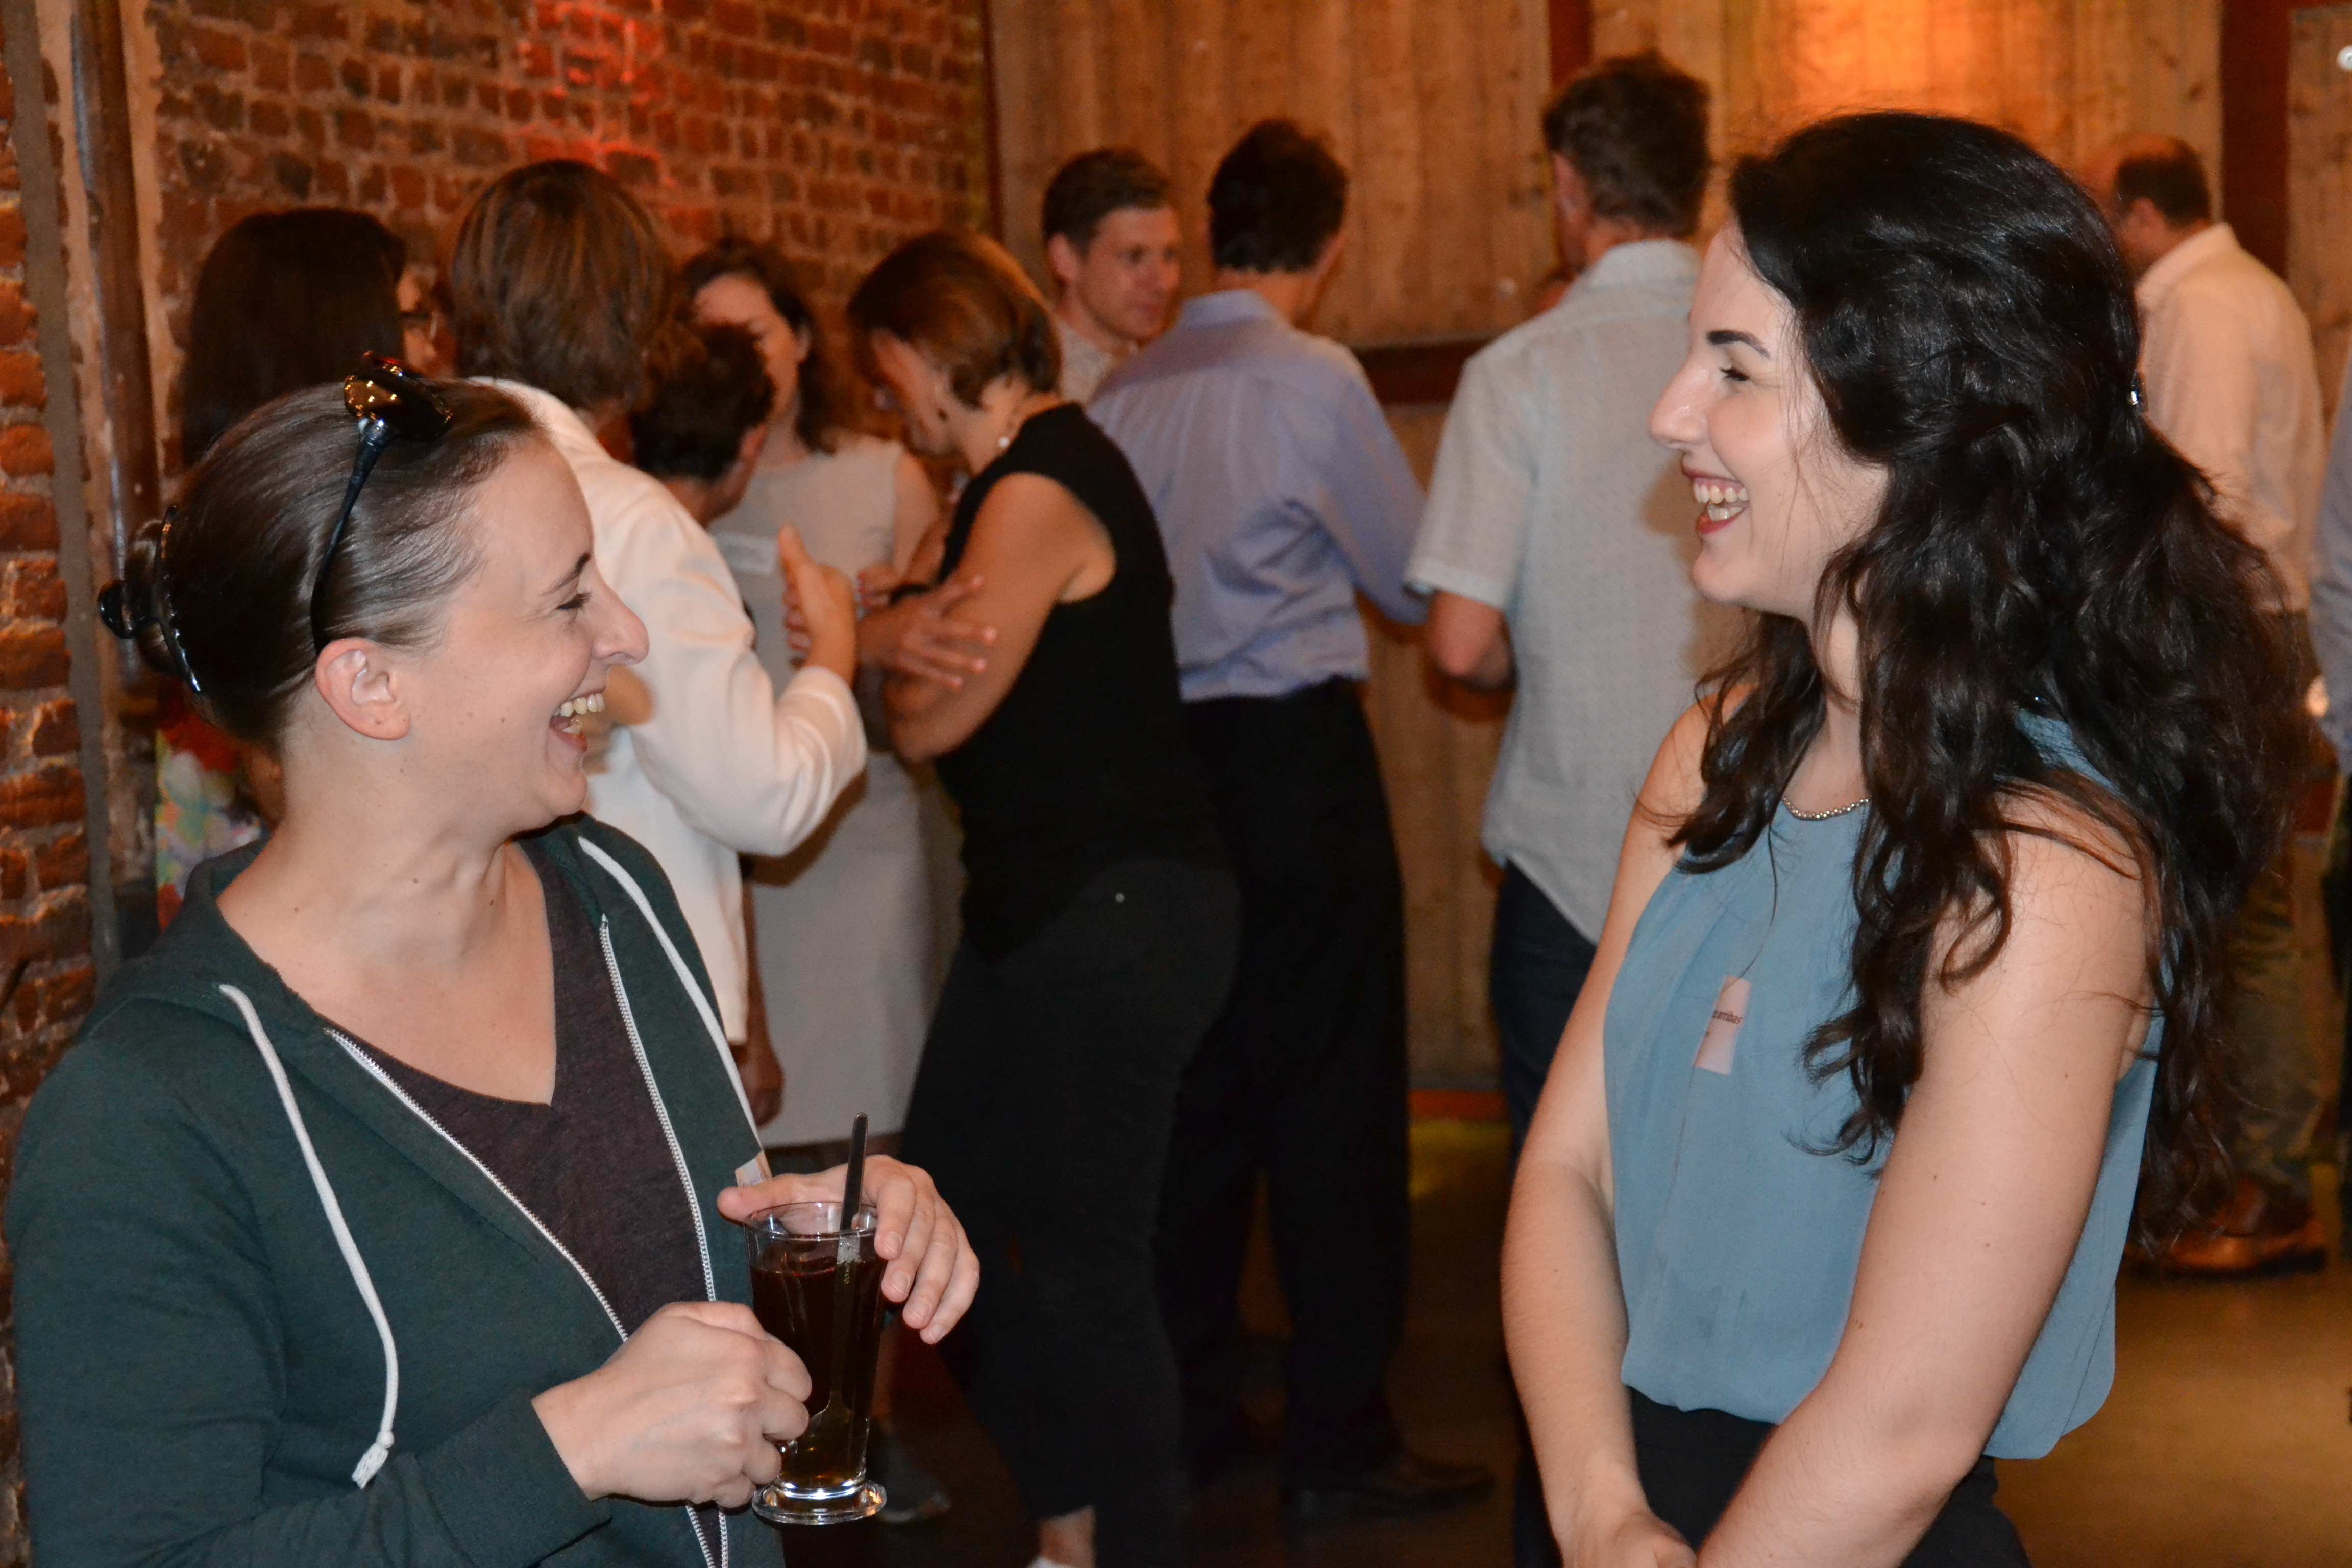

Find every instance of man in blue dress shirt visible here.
[1093,119,1491,1522]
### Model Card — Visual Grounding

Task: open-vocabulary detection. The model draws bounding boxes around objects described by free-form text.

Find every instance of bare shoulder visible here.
[1992,785,2150,932]
[1635,690,1743,830]
[972,471,1101,547]
[965,472,1113,604]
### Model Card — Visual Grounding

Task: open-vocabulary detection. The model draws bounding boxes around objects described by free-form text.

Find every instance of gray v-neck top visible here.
[1604,715,2160,1459]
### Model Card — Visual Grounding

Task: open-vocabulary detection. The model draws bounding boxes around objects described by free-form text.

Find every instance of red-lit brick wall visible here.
[143,0,989,465]
[0,12,96,1555]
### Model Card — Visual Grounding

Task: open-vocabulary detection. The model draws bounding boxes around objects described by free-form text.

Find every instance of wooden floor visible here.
[775,1122,2352,1566]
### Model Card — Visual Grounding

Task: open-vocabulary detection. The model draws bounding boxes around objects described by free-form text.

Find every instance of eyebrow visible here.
[1707,329,1770,357]
[545,552,591,597]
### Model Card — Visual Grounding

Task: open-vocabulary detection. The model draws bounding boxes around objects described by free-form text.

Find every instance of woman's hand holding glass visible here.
[718,1153,978,1343]
[532,1300,813,1506]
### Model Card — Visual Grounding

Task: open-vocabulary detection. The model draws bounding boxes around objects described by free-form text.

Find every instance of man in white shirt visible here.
[1410,53,1731,1566]
[2088,135,2324,605]
[2087,134,2332,1272]
[447,161,867,1089]
[1041,148,1181,401]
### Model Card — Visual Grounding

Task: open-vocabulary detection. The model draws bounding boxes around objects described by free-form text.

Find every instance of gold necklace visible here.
[1784,796,1869,821]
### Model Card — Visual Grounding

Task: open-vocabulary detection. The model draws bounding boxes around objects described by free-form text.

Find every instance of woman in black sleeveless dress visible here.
[849,231,1237,1568]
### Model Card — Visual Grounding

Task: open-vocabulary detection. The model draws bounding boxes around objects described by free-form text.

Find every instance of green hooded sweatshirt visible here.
[8,819,787,1567]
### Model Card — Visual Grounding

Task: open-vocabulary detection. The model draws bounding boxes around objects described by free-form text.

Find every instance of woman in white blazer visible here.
[444,160,868,1080]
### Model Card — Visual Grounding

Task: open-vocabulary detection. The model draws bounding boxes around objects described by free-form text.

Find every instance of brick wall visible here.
[0,13,97,1556]
[143,0,990,465]
[0,3,990,1552]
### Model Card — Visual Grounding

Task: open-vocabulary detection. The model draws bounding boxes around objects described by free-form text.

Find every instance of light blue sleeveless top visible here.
[1604,714,2158,1459]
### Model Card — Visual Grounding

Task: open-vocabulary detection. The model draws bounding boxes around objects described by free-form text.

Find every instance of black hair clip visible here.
[95,509,204,693]
[94,579,143,641]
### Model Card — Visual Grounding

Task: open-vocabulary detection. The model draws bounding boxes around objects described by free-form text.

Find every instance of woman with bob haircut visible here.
[1503,113,2298,1564]
[847,229,1236,1568]
[7,368,976,1566]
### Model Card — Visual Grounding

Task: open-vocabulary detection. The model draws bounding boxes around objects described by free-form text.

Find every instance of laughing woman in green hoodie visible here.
[6,367,977,1567]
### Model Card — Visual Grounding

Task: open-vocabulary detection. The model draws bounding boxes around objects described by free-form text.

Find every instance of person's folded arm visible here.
[1697,796,2153,1567]
[603,486,867,859]
[884,473,1107,765]
[1504,702,1714,1568]
[8,1033,609,1568]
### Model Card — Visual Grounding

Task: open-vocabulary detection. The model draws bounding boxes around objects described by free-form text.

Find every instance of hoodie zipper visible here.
[597,914,726,1568]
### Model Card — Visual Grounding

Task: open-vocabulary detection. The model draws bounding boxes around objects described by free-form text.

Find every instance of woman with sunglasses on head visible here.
[6,365,978,1567]
[1502,114,2298,1565]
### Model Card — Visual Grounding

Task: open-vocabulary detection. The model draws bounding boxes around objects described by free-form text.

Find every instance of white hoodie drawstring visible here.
[219,983,400,1487]
[576,840,761,1142]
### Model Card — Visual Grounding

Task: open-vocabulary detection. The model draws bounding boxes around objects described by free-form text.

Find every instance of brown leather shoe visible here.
[2156,1175,2328,1276]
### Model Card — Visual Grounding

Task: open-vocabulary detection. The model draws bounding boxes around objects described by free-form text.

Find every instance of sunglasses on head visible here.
[96,356,454,693]
[310,353,453,653]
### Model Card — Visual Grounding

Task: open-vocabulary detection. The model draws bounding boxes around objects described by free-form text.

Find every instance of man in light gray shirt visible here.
[1410,57,1726,1561]
[1417,52,1728,1149]
[1411,49,1731,1561]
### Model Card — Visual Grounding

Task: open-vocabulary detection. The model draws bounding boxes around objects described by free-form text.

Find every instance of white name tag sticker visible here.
[1695,975,1748,1075]
[734,1152,772,1188]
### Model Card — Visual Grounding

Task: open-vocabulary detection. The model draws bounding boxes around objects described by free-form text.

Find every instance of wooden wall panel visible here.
[2289,5,2352,416]
[1596,0,2218,180]
[987,0,1556,346]
[988,0,2227,1092]
[1368,407,1509,1090]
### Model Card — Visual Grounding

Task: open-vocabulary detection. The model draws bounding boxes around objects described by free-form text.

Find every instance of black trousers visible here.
[1158,679,1412,1485]
[900,859,1237,1567]
[1630,1391,2032,1564]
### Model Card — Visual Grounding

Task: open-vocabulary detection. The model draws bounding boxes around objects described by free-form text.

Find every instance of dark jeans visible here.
[1630,1391,2031,1565]
[1492,863,1600,1157]
[1158,679,1412,1486]
[1491,864,1597,1567]
[899,858,1237,1567]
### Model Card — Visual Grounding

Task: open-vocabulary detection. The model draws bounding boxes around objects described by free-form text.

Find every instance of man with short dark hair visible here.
[629,321,775,524]
[2085,133,2331,1274]
[1093,118,1490,1523]
[1412,53,1733,1564]
[1040,148,1181,400]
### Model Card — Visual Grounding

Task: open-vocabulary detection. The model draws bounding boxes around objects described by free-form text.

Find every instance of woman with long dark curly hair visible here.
[1502,112,2298,1565]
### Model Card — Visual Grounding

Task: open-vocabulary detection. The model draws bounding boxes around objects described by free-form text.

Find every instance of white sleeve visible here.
[1409,348,1535,610]
[600,481,867,858]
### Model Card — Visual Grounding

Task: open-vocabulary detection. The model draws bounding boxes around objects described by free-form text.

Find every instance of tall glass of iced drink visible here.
[744,1200,887,1524]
